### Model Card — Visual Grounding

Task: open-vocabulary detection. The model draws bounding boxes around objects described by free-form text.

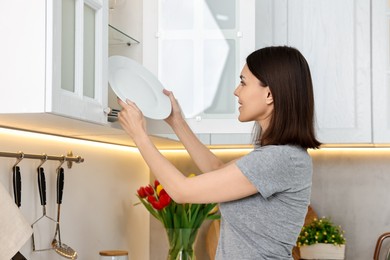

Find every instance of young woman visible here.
[118,46,321,259]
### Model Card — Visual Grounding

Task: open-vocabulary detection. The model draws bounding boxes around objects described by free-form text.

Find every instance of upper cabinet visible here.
[143,0,390,145]
[372,0,390,143]
[290,0,371,143]
[143,0,255,136]
[0,0,108,124]
[0,0,388,146]
[256,0,389,144]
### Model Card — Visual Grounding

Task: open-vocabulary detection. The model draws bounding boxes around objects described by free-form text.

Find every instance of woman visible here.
[118,46,321,259]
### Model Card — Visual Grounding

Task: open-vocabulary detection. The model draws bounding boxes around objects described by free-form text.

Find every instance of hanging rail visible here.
[0,151,84,169]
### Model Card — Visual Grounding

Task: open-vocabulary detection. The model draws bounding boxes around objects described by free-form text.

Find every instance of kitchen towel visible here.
[0,181,32,260]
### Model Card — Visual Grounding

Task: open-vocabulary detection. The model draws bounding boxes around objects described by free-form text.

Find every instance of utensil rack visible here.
[0,151,84,169]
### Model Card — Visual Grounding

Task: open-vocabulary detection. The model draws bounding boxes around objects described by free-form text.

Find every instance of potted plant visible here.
[297,217,346,259]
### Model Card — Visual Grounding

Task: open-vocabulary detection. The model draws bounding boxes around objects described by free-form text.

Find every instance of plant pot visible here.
[299,243,345,259]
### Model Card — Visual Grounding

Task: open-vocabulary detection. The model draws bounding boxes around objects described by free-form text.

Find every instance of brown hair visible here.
[246,46,321,149]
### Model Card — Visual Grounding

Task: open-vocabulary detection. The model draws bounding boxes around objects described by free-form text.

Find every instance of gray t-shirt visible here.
[215,145,313,260]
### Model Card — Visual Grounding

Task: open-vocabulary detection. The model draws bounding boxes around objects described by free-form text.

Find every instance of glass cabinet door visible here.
[61,0,76,93]
[158,0,248,120]
[83,3,96,98]
[52,0,108,124]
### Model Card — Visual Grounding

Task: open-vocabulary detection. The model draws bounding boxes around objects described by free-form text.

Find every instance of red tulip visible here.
[144,185,154,196]
[154,180,160,188]
[159,192,171,207]
[147,195,161,209]
[137,187,147,198]
[147,191,171,210]
[159,189,168,197]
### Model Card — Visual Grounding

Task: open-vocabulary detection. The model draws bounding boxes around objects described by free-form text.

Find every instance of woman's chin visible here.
[237,116,247,122]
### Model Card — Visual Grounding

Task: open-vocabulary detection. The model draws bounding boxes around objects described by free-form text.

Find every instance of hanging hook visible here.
[56,155,66,172]
[37,154,48,169]
[13,151,24,168]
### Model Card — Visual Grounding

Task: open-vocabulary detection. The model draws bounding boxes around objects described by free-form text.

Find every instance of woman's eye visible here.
[240,81,245,86]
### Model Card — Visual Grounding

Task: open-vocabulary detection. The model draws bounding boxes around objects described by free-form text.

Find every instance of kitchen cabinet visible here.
[0,0,210,149]
[256,0,371,144]
[256,0,390,144]
[290,0,371,144]
[372,0,390,143]
[142,0,256,139]
[143,0,390,145]
[0,0,108,124]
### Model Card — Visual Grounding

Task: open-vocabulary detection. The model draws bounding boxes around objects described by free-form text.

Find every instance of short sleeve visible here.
[236,146,295,199]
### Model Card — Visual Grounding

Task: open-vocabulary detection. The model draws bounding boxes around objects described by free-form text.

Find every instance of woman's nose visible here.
[234,85,240,97]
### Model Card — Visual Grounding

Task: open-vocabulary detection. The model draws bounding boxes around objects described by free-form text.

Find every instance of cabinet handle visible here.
[103,107,111,114]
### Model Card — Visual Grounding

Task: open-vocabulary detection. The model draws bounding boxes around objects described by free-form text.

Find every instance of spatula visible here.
[52,167,78,259]
[31,166,56,251]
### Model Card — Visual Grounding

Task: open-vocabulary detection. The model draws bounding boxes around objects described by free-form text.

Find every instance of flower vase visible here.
[166,228,199,260]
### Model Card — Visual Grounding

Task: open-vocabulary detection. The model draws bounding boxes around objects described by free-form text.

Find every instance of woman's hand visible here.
[117,98,147,140]
[163,89,184,126]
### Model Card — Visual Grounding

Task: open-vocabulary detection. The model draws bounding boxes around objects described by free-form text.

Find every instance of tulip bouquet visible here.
[136,176,220,260]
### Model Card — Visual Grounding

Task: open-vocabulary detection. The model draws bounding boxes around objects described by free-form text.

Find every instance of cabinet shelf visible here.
[109,24,139,46]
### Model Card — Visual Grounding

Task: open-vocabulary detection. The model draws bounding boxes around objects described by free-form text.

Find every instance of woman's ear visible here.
[265,88,273,105]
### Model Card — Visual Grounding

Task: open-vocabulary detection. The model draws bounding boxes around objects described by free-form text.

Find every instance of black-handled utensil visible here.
[12,166,21,207]
[57,167,64,205]
[52,167,78,259]
[37,167,46,208]
[32,165,56,252]
[11,165,27,260]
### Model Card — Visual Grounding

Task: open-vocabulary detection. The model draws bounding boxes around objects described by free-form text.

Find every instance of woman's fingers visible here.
[163,89,175,102]
[117,98,142,113]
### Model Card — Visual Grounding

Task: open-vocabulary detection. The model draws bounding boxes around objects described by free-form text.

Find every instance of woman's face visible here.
[234,64,274,124]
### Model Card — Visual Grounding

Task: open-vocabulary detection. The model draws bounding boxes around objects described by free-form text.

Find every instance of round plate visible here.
[108,56,171,120]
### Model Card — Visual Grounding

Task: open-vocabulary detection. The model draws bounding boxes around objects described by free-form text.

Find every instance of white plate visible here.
[108,56,171,120]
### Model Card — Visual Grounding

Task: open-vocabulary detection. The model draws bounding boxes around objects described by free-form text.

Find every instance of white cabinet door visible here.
[0,1,46,113]
[372,0,390,143]
[256,0,372,144]
[0,0,108,125]
[143,0,255,135]
[51,0,108,124]
[289,0,372,144]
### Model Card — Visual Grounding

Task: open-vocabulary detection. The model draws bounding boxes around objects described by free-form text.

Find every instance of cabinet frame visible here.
[50,0,108,124]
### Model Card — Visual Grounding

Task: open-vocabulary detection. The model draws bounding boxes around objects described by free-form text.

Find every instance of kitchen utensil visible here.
[31,163,57,252]
[52,167,77,259]
[12,165,21,207]
[11,155,28,260]
[108,55,171,120]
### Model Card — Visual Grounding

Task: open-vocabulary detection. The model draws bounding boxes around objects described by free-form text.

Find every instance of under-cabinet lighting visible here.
[2,127,390,155]
[159,147,254,154]
[0,127,139,153]
[309,146,390,157]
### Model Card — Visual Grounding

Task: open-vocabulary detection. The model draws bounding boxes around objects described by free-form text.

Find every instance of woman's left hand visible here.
[117,98,147,140]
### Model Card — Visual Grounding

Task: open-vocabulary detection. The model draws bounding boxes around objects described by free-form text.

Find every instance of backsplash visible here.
[0,128,150,260]
[1,127,389,259]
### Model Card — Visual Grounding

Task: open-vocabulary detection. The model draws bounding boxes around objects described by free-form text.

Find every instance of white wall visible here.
[310,149,390,260]
[0,128,150,260]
